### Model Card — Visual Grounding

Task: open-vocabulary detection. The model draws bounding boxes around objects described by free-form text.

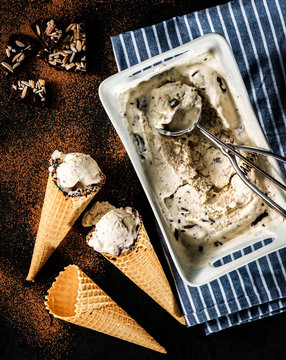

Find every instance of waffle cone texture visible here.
[27,174,103,281]
[45,265,166,353]
[102,224,185,325]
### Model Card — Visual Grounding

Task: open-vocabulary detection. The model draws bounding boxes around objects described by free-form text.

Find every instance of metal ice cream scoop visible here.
[156,101,286,218]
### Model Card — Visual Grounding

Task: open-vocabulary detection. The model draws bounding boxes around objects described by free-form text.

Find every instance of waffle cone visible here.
[45,265,166,353]
[27,174,102,281]
[102,224,185,325]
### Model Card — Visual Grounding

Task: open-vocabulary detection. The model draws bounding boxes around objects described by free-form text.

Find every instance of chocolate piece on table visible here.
[31,18,63,51]
[38,23,87,73]
[11,79,48,106]
[1,34,35,75]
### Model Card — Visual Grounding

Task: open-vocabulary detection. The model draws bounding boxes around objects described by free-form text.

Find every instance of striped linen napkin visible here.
[111,0,286,334]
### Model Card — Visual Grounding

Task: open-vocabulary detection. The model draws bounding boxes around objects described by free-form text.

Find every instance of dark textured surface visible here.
[0,0,285,359]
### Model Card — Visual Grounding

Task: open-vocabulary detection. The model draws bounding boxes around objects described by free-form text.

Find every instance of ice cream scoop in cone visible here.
[27,151,105,281]
[45,265,167,353]
[85,203,185,325]
[102,224,185,325]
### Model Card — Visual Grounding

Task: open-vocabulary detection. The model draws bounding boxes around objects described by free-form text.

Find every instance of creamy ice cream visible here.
[118,51,283,266]
[148,81,202,132]
[82,201,115,227]
[85,202,141,256]
[49,150,104,196]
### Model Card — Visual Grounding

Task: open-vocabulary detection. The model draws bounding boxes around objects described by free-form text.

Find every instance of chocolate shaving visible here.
[217,76,227,93]
[136,97,147,111]
[183,224,196,229]
[174,228,179,241]
[134,134,146,159]
[251,211,268,226]
[214,241,223,247]
[202,218,215,224]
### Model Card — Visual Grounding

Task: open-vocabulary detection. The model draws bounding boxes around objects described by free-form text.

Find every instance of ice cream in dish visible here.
[118,51,283,267]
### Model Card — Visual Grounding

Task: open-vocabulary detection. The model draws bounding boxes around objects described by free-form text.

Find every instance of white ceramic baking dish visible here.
[99,33,286,286]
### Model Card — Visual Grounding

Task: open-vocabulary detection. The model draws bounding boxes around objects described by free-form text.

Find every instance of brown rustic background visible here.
[1,0,286,359]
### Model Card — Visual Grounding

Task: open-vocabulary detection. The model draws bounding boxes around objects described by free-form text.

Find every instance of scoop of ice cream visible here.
[82,201,116,227]
[148,81,202,132]
[87,206,141,256]
[189,64,239,129]
[50,150,103,195]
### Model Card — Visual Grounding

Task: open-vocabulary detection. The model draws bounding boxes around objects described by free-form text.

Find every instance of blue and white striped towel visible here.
[111,0,286,334]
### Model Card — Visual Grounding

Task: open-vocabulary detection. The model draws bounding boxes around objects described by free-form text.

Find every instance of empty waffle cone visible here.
[45,265,166,353]
[102,224,185,325]
[26,174,103,281]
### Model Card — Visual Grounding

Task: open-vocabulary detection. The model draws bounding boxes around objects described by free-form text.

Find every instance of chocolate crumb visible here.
[199,246,203,252]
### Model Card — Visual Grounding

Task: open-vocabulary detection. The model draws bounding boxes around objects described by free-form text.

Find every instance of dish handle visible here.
[190,226,286,286]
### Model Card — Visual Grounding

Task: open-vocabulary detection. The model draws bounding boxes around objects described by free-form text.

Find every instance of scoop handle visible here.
[196,123,286,218]
[233,145,286,164]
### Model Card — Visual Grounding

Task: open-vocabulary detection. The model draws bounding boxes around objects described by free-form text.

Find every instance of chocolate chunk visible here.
[1,34,35,75]
[214,241,223,247]
[134,134,146,159]
[169,98,180,108]
[11,79,48,106]
[202,218,215,224]
[187,140,195,149]
[199,246,203,252]
[214,157,222,163]
[183,224,196,229]
[31,18,63,51]
[251,211,268,226]
[217,76,226,93]
[136,97,147,111]
[38,23,87,73]
[174,228,179,241]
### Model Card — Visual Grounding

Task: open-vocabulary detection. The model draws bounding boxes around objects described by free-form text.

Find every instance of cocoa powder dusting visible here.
[0,0,144,358]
